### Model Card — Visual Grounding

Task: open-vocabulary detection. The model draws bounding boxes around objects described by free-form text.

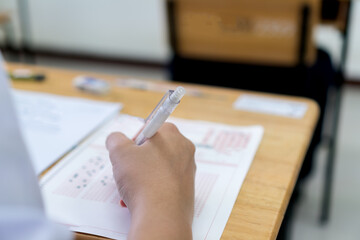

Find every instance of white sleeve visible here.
[0,53,72,240]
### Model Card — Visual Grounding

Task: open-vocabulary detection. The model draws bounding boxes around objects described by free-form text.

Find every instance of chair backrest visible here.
[0,12,10,25]
[168,0,320,67]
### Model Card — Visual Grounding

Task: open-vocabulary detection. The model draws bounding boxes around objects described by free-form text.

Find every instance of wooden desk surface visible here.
[7,62,319,240]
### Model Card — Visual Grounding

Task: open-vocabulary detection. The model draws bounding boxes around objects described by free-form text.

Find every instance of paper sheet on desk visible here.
[13,90,121,174]
[40,114,264,240]
[233,94,308,118]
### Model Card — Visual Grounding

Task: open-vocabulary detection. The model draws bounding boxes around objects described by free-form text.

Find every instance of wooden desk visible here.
[7,62,319,239]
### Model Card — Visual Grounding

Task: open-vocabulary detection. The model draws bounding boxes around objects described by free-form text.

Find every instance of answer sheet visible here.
[13,90,121,174]
[40,114,264,240]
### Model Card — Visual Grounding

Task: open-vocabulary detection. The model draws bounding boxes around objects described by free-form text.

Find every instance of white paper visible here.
[233,94,308,118]
[13,90,121,174]
[40,114,264,240]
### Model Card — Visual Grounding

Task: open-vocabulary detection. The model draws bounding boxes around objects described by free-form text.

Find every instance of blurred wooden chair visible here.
[0,12,10,24]
[0,11,11,47]
[168,0,320,68]
[0,11,16,58]
[166,0,338,238]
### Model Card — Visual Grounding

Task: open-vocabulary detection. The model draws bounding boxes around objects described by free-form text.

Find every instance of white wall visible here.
[29,0,170,62]
[346,2,360,80]
[2,0,170,63]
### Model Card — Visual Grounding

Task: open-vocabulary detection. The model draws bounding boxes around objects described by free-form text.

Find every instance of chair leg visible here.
[320,84,342,224]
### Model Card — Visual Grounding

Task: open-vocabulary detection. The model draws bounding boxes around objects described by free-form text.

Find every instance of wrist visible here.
[128,192,193,240]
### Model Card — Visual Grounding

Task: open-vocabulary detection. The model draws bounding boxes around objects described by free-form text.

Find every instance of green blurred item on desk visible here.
[9,69,46,82]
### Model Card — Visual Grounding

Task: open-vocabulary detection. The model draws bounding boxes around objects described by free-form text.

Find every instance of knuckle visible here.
[106,132,128,151]
[163,122,179,133]
[184,138,196,155]
[188,140,196,154]
[106,132,120,150]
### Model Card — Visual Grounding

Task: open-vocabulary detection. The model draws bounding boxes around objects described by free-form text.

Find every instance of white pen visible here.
[134,86,186,145]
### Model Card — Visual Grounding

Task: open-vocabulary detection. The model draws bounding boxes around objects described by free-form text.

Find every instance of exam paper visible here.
[41,114,264,240]
[13,90,121,174]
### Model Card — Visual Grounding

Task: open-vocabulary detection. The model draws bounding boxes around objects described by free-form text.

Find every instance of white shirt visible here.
[0,53,73,240]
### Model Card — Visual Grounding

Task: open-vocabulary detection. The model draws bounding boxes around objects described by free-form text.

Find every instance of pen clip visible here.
[132,90,172,142]
[144,90,172,123]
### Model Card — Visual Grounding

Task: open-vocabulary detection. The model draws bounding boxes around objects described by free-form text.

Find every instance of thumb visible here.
[106,132,134,152]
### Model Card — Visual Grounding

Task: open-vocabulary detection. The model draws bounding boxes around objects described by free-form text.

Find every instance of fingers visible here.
[161,123,196,154]
[160,122,180,133]
[150,122,180,143]
[106,132,134,152]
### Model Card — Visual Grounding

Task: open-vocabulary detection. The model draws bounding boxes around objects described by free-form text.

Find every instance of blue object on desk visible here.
[73,76,110,95]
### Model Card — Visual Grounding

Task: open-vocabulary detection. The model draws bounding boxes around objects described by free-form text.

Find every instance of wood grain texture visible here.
[6,62,319,240]
[172,0,320,66]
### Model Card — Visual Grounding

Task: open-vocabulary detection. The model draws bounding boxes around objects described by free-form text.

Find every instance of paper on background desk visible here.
[40,114,264,240]
[13,90,121,174]
[233,94,308,118]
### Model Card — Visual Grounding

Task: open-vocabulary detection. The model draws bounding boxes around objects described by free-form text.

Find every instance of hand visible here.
[106,122,196,240]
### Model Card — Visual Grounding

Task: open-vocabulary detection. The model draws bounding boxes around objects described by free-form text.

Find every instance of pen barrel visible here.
[141,103,173,138]
[134,132,146,145]
[134,87,185,145]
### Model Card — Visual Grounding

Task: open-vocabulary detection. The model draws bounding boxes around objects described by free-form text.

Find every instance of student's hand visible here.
[106,123,196,240]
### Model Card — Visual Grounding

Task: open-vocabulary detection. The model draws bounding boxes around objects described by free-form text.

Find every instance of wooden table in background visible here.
[7,62,319,240]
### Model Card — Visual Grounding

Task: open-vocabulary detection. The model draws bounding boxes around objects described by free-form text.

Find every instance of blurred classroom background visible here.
[0,0,359,239]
